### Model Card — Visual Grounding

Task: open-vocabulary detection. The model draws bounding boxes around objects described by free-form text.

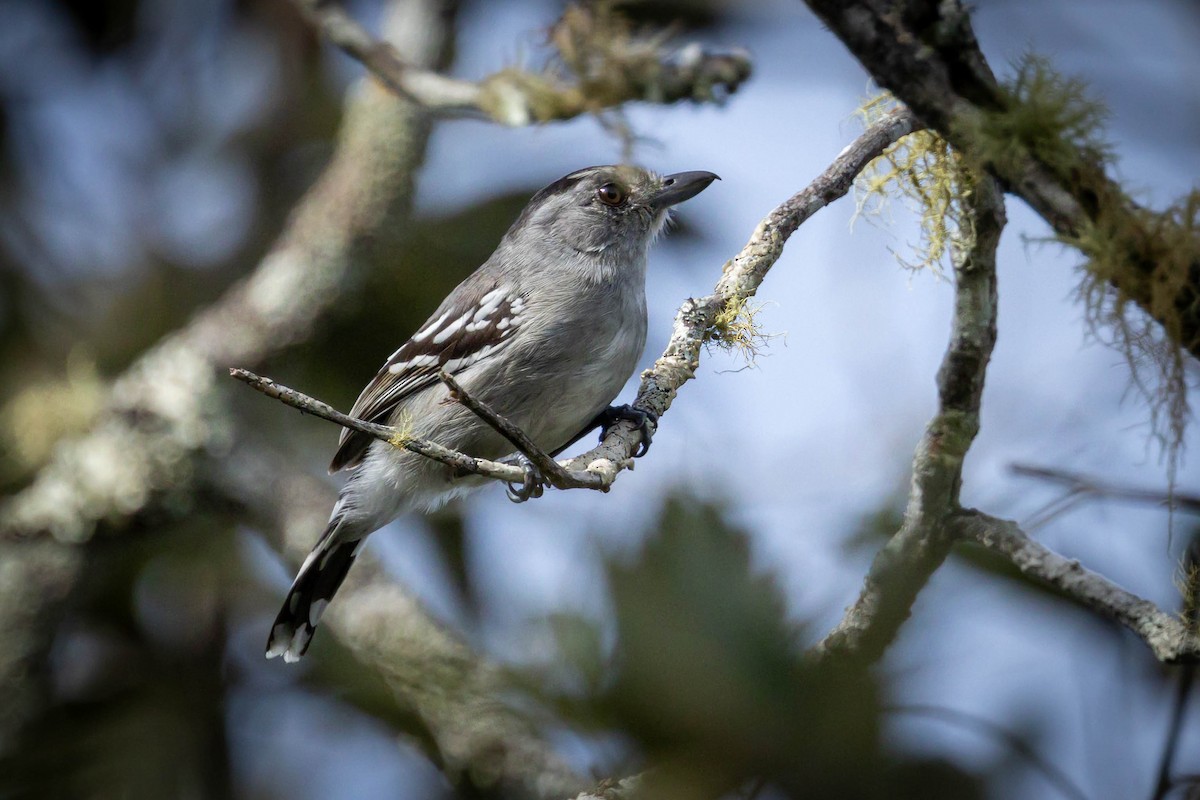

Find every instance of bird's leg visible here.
[594,405,658,457]
[499,453,547,503]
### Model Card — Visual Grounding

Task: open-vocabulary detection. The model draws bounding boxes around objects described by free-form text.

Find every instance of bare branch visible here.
[813,172,1007,663]
[290,0,482,114]
[230,368,530,485]
[291,0,753,126]
[1011,463,1200,515]
[955,511,1200,663]
[437,371,568,487]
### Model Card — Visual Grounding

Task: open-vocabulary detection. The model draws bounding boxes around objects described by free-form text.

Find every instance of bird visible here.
[266,165,719,662]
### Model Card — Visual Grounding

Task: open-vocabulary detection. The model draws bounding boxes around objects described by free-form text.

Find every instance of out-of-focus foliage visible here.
[539,496,984,799]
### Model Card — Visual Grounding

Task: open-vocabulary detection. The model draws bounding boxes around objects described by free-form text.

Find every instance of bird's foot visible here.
[597,404,659,457]
[500,453,546,503]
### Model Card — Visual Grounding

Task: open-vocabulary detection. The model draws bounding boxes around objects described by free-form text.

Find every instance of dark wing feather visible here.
[329,283,526,472]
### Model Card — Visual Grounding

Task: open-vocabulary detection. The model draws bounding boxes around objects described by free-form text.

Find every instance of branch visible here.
[812,172,1007,663]
[561,107,921,484]
[292,0,752,126]
[437,371,569,487]
[206,445,587,799]
[955,510,1200,663]
[800,0,1200,359]
[0,0,456,749]
[1011,463,1200,515]
[229,368,529,486]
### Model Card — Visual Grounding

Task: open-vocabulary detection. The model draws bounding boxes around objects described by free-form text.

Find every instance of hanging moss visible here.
[853,94,975,277]
[862,53,1200,480]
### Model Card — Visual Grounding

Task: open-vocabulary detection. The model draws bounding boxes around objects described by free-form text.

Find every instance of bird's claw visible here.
[503,453,546,503]
[598,404,659,458]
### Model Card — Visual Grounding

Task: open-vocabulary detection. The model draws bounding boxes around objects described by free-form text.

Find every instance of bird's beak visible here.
[649,170,720,211]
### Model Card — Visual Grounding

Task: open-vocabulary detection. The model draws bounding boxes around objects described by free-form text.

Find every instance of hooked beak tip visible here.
[651,170,720,210]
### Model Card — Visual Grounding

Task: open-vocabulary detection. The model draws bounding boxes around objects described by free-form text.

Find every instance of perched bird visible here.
[267,165,718,661]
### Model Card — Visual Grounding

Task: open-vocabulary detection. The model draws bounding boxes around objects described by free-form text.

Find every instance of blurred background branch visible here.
[0,0,455,748]
[291,0,752,125]
[1012,462,1200,517]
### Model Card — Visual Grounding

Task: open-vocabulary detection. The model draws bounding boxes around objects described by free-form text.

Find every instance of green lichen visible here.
[1175,556,1200,631]
[386,410,414,450]
[854,94,974,276]
[1073,191,1200,482]
[707,295,771,363]
[959,55,1197,479]
[959,52,1113,179]
[867,53,1199,481]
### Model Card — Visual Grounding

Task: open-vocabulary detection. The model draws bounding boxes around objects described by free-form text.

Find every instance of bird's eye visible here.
[596,183,626,206]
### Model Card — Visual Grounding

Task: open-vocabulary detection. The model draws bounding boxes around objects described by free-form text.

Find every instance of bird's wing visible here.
[329,282,528,472]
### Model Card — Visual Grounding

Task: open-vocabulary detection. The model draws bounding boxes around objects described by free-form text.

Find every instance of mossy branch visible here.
[292,0,752,126]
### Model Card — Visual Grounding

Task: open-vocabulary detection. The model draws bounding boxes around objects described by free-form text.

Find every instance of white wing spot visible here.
[479,286,506,307]
[266,624,291,659]
[496,317,511,331]
[411,310,450,342]
[391,354,439,374]
[432,311,470,344]
[444,344,494,374]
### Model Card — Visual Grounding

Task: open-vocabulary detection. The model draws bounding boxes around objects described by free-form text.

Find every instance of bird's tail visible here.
[266,515,364,663]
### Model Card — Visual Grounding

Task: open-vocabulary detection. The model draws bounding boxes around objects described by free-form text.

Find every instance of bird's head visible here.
[503,165,719,271]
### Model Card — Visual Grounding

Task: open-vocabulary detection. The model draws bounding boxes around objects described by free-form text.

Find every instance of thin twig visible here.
[1012,463,1200,515]
[1152,540,1200,798]
[436,371,570,488]
[888,704,1089,800]
[229,368,529,486]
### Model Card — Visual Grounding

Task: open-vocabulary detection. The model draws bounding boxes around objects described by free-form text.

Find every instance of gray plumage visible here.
[267,165,718,662]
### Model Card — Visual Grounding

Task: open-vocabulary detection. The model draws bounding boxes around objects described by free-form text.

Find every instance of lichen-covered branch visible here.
[800,0,1200,361]
[0,0,454,749]
[207,446,587,799]
[955,511,1200,663]
[812,172,1007,663]
[292,0,752,126]
[561,107,921,483]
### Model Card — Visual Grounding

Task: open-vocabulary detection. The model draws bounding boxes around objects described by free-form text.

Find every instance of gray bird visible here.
[267,165,718,661]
